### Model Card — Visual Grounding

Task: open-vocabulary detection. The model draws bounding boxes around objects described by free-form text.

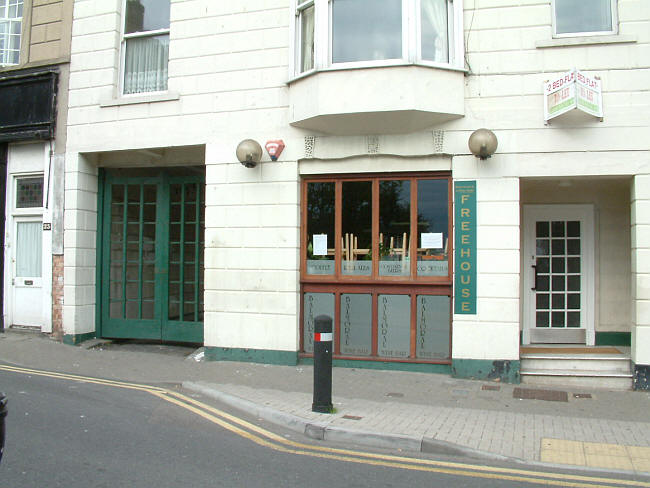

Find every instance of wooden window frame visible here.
[300,172,452,364]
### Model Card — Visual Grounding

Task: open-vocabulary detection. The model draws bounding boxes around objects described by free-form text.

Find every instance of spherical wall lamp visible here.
[236,139,263,168]
[468,129,498,160]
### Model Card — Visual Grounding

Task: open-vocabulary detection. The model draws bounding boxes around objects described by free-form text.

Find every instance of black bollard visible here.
[312,314,333,413]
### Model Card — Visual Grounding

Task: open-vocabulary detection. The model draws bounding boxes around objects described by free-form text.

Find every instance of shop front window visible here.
[301,174,451,363]
[342,181,372,276]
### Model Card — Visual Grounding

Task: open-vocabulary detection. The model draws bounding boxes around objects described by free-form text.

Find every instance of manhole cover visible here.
[513,387,568,402]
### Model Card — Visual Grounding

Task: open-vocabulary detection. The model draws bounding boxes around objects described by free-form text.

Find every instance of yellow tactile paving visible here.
[584,442,628,457]
[541,438,650,473]
[632,458,650,472]
[585,454,634,471]
[627,445,650,459]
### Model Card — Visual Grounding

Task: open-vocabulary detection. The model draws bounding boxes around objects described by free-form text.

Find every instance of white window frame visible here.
[551,0,618,38]
[0,0,23,66]
[295,0,316,74]
[291,0,464,78]
[119,0,171,96]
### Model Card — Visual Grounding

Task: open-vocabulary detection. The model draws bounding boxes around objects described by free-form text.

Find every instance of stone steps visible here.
[520,349,633,390]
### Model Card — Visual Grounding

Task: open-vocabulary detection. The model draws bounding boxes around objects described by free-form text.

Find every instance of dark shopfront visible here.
[300,173,453,369]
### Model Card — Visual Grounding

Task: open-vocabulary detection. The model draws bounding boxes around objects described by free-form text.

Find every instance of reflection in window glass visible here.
[379,180,410,276]
[332,0,402,63]
[307,182,335,275]
[555,0,613,35]
[416,179,448,276]
[342,181,372,276]
[421,0,448,63]
[125,0,170,34]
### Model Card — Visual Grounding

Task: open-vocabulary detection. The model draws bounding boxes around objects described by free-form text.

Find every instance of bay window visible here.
[0,0,22,66]
[552,0,617,37]
[301,173,452,363]
[294,0,461,76]
[122,0,170,94]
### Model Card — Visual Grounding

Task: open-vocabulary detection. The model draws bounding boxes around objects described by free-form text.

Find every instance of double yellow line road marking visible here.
[1,364,646,488]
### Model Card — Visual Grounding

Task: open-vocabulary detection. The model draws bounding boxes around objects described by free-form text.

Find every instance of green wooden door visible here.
[100,172,204,343]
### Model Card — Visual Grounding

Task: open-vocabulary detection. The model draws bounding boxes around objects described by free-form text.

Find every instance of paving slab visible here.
[1,330,650,475]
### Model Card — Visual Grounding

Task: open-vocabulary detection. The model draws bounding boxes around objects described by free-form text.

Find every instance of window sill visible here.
[288,60,467,85]
[100,91,180,108]
[535,34,637,49]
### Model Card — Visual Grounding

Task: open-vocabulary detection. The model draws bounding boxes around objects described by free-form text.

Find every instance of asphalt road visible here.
[0,367,635,488]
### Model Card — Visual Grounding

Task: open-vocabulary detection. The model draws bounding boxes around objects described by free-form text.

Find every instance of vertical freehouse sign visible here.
[454,181,476,314]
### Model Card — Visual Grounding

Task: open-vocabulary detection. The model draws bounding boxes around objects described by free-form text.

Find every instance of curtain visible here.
[124,34,169,94]
[300,5,315,72]
[421,0,448,63]
[16,222,42,277]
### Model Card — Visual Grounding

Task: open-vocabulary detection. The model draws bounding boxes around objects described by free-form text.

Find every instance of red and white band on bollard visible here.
[314,332,332,342]
[312,315,333,413]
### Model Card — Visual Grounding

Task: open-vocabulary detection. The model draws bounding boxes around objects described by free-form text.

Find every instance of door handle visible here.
[531,264,538,291]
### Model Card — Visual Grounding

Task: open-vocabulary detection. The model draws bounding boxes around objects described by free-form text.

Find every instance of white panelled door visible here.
[12,217,44,327]
[523,205,595,345]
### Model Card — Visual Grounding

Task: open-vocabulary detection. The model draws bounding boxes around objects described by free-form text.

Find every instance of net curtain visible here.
[124,34,169,94]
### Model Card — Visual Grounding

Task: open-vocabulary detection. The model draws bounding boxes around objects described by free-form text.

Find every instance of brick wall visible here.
[51,254,64,339]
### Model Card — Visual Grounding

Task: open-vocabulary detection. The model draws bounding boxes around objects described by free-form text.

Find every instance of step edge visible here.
[520,370,633,378]
[520,354,629,360]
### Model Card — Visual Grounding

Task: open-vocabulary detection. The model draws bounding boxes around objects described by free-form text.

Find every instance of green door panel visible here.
[99,171,204,344]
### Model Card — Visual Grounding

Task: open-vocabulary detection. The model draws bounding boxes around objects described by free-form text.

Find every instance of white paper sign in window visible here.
[421,232,443,249]
[313,234,328,255]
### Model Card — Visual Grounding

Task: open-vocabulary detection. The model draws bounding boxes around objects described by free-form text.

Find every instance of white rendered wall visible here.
[63,0,650,355]
[452,156,520,361]
[632,175,650,365]
[62,153,98,337]
[203,142,300,352]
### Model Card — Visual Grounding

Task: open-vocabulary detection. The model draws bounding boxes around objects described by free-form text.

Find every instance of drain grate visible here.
[513,387,568,402]
[573,393,592,399]
[386,392,404,398]
[481,385,501,391]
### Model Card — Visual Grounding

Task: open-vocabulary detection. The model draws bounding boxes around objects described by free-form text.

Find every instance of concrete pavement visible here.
[1,329,649,477]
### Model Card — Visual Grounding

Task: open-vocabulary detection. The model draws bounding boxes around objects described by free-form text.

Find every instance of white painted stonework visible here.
[63,0,649,370]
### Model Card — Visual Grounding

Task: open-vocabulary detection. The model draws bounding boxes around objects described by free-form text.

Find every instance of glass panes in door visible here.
[534,220,581,328]
[16,221,42,277]
[109,183,157,320]
[168,182,205,323]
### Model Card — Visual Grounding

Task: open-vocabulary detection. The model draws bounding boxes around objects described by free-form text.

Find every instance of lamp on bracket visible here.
[236,139,263,168]
[468,128,498,160]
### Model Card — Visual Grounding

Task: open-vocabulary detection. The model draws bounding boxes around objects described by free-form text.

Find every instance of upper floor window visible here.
[294,0,461,76]
[553,0,617,37]
[0,0,23,66]
[122,0,170,94]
